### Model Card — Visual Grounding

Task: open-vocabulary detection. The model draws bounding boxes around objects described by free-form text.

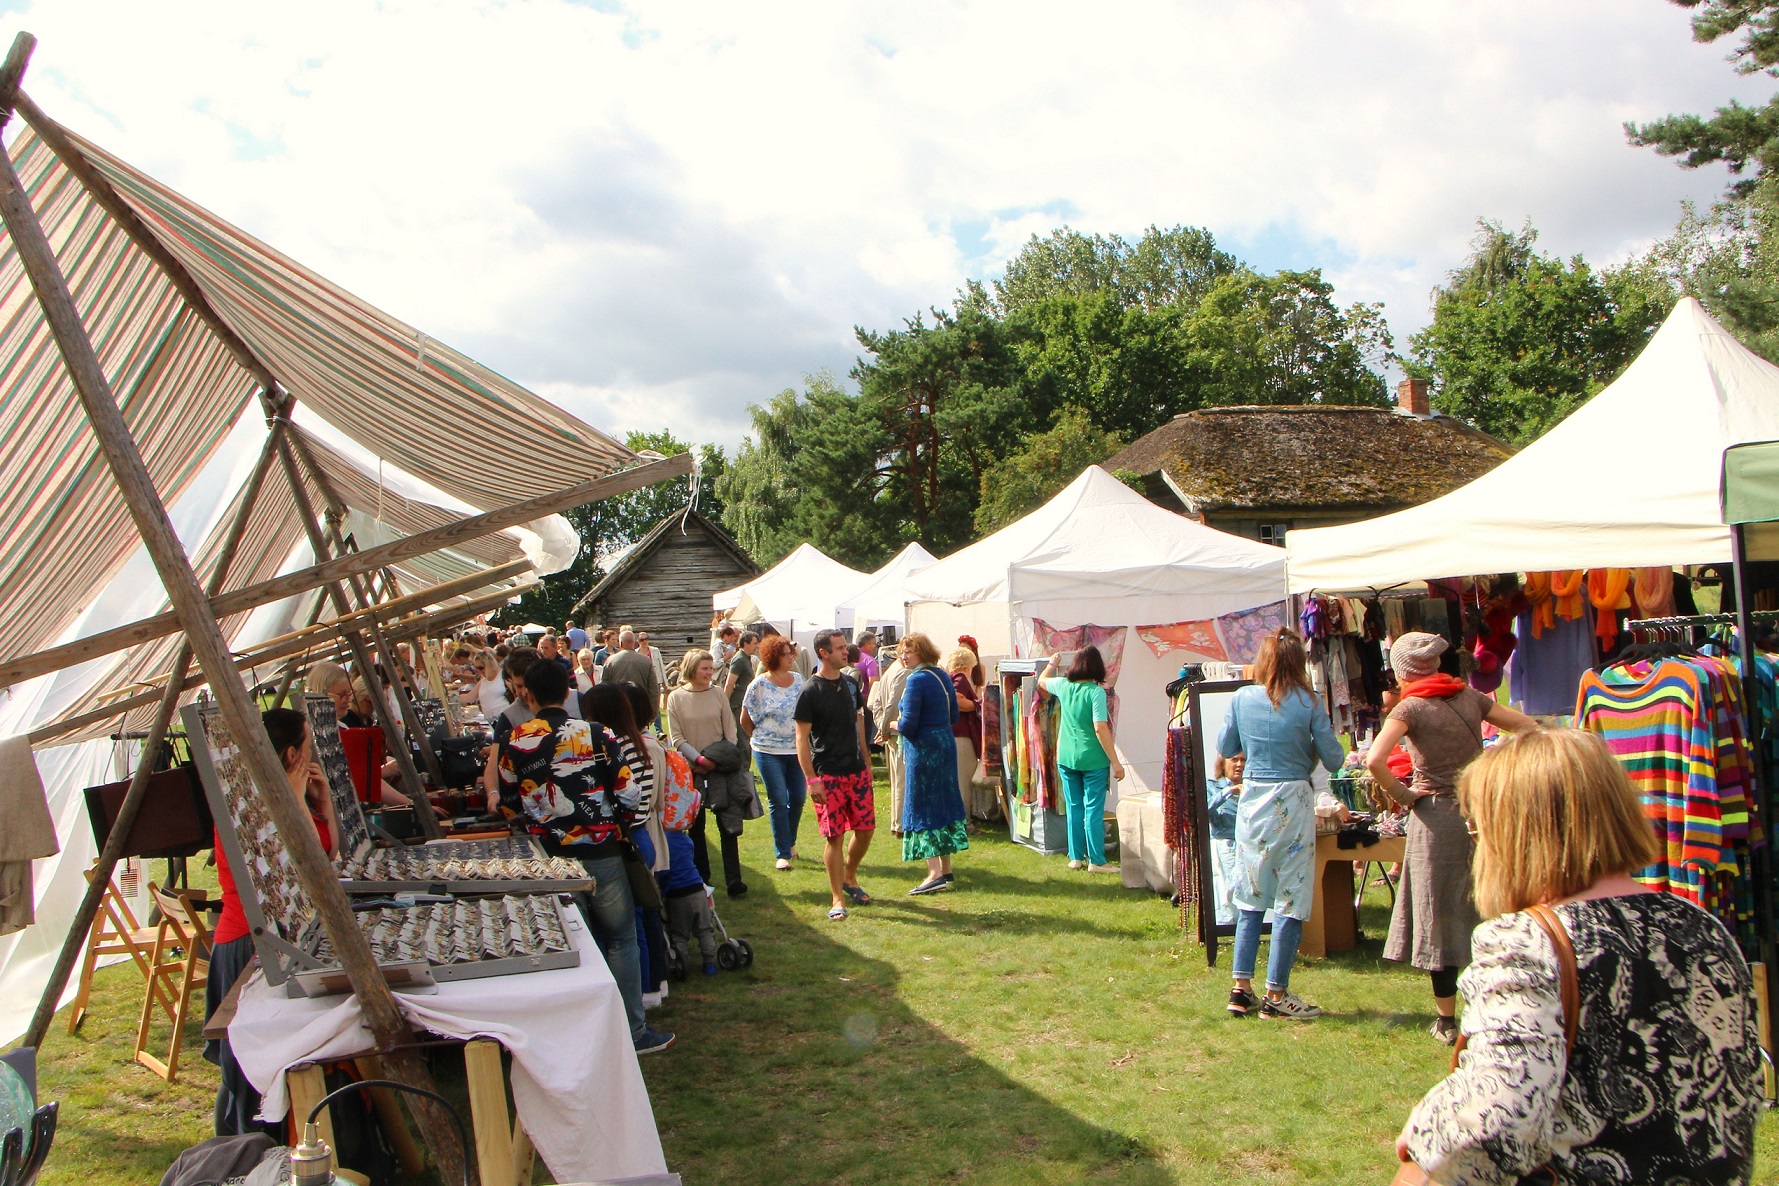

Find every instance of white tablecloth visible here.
[230,903,667,1182]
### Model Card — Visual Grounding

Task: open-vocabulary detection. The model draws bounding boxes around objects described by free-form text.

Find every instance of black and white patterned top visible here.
[1402,893,1761,1185]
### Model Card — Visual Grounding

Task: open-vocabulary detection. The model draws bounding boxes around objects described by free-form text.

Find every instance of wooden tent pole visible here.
[274,435,440,836]
[0,451,690,689]
[0,42,463,1181]
[28,572,535,746]
[20,413,286,1050]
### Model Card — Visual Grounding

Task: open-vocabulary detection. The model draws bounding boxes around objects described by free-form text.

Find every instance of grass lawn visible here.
[19,764,1779,1184]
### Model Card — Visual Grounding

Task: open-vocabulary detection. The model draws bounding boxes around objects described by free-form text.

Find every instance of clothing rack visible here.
[1626,611,1779,633]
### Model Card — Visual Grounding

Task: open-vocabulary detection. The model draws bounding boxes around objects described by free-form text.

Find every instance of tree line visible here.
[497,0,1775,626]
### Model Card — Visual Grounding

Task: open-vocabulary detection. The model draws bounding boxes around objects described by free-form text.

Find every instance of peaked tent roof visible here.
[714,543,868,632]
[905,466,1287,625]
[1284,298,1779,593]
[838,542,939,628]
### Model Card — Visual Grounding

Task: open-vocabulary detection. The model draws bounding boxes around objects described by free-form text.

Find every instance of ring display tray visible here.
[183,702,583,995]
[302,695,591,895]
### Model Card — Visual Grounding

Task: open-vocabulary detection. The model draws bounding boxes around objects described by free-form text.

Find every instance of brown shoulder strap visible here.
[1449,903,1579,1071]
[1526,903,1580,1057]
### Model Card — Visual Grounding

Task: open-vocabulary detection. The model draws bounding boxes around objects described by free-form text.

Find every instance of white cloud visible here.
[5,0,1770,445]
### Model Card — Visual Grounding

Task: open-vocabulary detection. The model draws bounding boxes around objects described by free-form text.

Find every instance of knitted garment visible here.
[1550,570,1586,621]
[1586,569,1632,648]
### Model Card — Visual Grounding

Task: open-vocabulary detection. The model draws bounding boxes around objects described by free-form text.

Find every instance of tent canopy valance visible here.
[1284,299,1779,593]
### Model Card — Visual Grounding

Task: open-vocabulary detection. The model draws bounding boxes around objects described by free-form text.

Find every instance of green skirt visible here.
[902,818,969,861]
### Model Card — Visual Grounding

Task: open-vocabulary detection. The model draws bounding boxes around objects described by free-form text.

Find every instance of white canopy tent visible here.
[837,542,938,632]
[905,466,1287,793]
[713,543,869,639]
[1285,298,1779,592]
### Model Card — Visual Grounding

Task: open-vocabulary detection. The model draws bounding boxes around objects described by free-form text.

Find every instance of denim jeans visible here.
[755,750,808,860]
[577,855,645,1041]
[1058,764,1110,865]
[1231,909,1304,993]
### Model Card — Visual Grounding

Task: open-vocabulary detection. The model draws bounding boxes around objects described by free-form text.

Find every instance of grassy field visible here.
[18,767,1779,1184]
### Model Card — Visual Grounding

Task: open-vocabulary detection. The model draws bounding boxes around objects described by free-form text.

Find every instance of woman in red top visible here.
[205,706,338,1136]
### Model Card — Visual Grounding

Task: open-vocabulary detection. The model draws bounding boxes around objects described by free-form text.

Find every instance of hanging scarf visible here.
[1523,572,1555,639]
[1550,570,1586,622]
[1587,569,1632,648]
[1399,673,1468,699]
[1633,567,1676,619]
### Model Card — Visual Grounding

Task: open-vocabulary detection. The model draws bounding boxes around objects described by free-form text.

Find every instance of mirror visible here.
[1186,678,1268,965]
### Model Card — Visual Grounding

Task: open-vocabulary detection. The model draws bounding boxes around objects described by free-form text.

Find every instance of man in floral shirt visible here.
[497,658,675,1054]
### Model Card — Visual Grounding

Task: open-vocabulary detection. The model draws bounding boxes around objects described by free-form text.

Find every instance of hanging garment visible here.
[0,734,58,936]
[1587,569,1633,648]
[1633,568,1678,619]
[1524,572,1556,639]
[1216,601,1290,664]
[1551,570,1587,621]
[1509,610,1595,716]
[1135,620,1227,661]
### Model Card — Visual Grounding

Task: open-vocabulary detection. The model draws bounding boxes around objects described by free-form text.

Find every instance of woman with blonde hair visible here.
[473,649,509,719]
[895,633,969,894]
[1215,628,1344,1020]
[666,647,746,896]
[1396,729,1759,1185]
[944,646,994,822]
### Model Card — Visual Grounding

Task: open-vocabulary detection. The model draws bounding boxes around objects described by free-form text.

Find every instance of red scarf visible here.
[1399,673,1467,700]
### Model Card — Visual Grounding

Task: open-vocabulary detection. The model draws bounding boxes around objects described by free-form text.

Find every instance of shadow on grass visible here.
[642,871,1172,1186]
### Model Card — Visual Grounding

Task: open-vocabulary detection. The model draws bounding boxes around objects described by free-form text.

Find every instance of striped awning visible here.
[1,110,636,737]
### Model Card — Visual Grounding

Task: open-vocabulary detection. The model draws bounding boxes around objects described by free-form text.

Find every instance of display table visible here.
[1301,833,1405,960]
[1115,792,1173,894]
[229,903,667,1183]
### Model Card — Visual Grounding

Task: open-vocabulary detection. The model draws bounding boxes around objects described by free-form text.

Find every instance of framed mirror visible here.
[1186,678,1262,966]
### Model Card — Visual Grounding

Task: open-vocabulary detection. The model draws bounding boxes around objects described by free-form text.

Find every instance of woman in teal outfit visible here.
[893,632,970,895]
[1038,646,1125,872]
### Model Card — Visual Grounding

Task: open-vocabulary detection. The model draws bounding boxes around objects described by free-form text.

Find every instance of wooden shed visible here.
[573,510,758,670]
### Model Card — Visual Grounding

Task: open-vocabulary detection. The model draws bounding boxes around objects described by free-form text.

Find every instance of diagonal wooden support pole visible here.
[275,434,440,837]
[0,39,464,1181]
[21,413,285,1049]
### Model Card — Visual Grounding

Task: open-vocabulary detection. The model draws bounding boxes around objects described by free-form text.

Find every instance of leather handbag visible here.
[1391,903,1578,1185]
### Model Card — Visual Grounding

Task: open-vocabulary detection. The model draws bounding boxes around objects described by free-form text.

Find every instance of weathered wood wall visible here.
[586,528,755,673]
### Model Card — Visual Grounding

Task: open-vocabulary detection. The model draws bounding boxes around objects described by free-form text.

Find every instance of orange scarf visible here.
[1587,569,1632,648]
[1524,573,1555,639]
[1633,567,1676,619]
[1550,570,1586,622]
[1400,673,1468,700]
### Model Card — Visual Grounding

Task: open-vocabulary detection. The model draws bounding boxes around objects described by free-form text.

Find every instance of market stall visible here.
[904,466,1288,821]
[837,541,937,634]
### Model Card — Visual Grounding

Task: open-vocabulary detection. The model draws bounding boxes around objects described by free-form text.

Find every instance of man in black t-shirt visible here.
[795,628,873,919]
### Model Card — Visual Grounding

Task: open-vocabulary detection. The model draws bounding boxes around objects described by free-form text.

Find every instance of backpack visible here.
[658,747,701,831]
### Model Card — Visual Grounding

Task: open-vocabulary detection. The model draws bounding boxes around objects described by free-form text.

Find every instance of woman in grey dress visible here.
[1367,632,1537,1043]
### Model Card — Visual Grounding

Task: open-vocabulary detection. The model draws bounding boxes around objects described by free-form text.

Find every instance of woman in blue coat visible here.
[891,632,969,895]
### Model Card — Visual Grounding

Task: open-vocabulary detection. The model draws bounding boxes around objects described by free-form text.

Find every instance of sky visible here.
[3,0,1773,449]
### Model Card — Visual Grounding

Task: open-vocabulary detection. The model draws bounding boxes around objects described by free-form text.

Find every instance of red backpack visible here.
[658,746,702,831]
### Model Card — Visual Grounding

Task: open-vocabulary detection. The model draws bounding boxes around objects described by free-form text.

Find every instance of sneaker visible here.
[1259,992,1323,1021]
[909,876,948,896]
[703,962,719,976]
[1227,987,1260,1016]
[1431,1015,1459,1045]
[634,1029,677,1055]
[1088,863,1121,874]
[774,858,792,871]
[1068,860,1086,870]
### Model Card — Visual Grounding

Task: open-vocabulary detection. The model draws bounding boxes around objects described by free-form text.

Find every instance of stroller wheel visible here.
[716,940,742,971]
[735,939,754,968]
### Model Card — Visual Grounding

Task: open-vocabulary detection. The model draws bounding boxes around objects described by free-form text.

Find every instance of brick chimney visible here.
[1396,377,1431,416]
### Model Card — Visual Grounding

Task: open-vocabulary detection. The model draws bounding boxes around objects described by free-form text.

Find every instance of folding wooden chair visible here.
[133,883,212,1082]
[66,864,159,1035]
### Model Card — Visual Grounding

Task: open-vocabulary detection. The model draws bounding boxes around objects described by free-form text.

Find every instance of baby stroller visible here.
[665,887,755,979]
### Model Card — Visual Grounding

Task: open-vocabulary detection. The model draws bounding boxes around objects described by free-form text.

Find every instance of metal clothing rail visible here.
[1626,610,1779,632]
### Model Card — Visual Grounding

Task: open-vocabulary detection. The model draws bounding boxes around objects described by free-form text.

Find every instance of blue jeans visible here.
[578,855,645,1042]
[1058,764,1110,865]
[1231,909,1304,993]
[755,751,808,860]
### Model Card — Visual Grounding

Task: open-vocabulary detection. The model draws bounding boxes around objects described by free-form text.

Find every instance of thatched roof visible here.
[1105,405,1512,514]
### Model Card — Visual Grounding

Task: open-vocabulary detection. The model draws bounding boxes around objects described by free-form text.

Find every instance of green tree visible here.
[1178,269,1393,408]
[1003,294,1192,438]
[493,429,725,627]
[1627,175,1779,358]
[1409,221,1674,444]
[974,408,1132,533]
[987,224,1238,316]
[1627,1,1779,196]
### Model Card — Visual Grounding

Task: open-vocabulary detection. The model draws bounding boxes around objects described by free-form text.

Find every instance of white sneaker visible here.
[1259,992,1323,1021]
[1068,860,1086,870]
